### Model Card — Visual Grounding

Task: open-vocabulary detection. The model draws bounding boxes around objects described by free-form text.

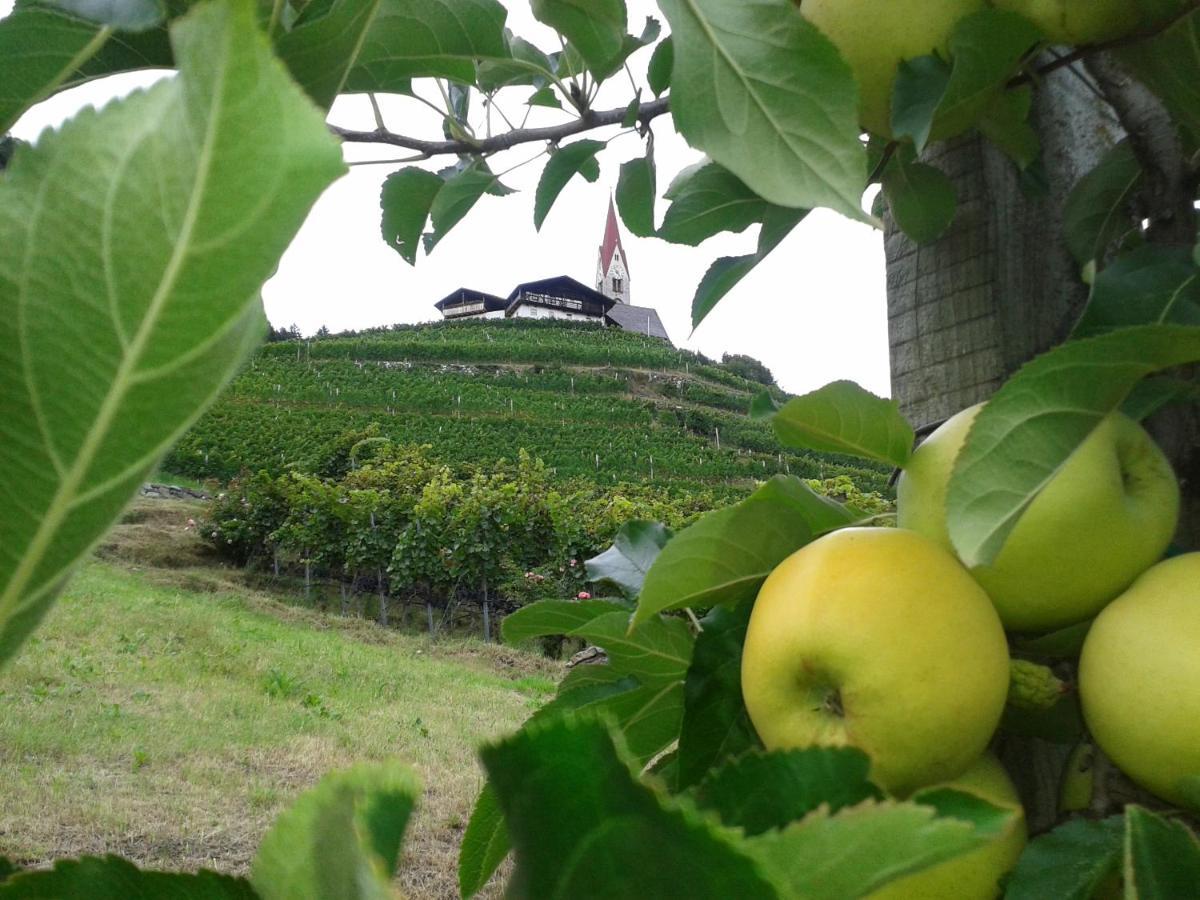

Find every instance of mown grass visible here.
[0,509,561,898]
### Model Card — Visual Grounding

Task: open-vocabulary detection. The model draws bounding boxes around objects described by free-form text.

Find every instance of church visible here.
[434,199,672,344]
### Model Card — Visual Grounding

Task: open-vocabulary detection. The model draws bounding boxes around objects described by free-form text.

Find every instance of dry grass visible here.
[0,500,561,897]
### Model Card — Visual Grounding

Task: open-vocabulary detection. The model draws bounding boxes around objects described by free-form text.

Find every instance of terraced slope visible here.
[168,319,889,494]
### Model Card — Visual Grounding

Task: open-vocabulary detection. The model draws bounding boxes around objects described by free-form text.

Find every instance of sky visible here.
[6,0,892,397]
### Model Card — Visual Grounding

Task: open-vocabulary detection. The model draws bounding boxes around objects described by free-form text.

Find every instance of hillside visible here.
[168,319,889,495]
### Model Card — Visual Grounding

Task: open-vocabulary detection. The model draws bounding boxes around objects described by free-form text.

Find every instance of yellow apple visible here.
[1079,553,1200,806]
[869,754,1027,900]
[800,0,986,137]
[896,405,1179,632]
[987,0,1141,45]
[741,527,1009,796]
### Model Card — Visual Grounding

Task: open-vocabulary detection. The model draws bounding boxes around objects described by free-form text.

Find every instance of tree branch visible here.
[1085,53,1194,247]
[330,97,670,159]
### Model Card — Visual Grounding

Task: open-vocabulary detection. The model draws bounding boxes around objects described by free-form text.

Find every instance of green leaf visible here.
[573,677,686,766]
[658,162,773,246]
[1121,375,1200,421]
[1178,775,1200,813]
[427,164,510,250]
[890,55,951,151]
[656,0,868,220]
[675,600,760,790]
[346,0,509,90]
[634,475,855,626]
[977,87,1039,170]
[531,0,626,79]
[1063,140,1143,267]
[744,795,1013,900]
[477,34,554,91]
[1118,10,1200,147]
[274,0,384,109]
[0,855,255,899]
[458,783,510,900]
[1013,618,1094,658]
[1074,246,1200,339]
[557,661,628,695]
[572,611,694,685]
[947,325,1200,568]
[40,0,164,30]
[771,380,914,467]
[615,151,657,238]
[251,761,420,900]
[533,139,605,231]
[930,10,1042,146]
[479,716,780,899]
[691,204,807,328]
[881,158,957,245]
[0,859,16,883]
[694,747,879,835]
[525,85,562,108]
[1005,816,1124,900]
[0,10,112,133]
[380,167,443,265]
[0,0,344,668]
[1125,805,1200,897]
[584,520,673,599]
[646,34,672,96]
[748,390,779,420]
[500,599,629,645]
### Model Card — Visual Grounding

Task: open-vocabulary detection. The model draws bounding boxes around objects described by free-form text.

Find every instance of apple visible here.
[800,0,986,138]
[869,754,1027,900]
[1079,553,1200,806]
[987,0,1141,45]
[896,405,1179,632]
[741,527,1009,796]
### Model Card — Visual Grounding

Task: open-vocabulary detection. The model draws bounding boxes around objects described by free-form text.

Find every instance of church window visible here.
[612,278,622,293]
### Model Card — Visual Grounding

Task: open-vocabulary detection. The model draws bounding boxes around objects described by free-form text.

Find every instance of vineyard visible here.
[169,319,889,492]
[176,320,891,633]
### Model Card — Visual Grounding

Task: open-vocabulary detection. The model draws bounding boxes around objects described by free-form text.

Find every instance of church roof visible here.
[505,275,616,311]
[598,197,628,277]
[605,303,671,342]
[434,287,507,311]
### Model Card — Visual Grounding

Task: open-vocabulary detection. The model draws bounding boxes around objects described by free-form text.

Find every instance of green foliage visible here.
[583,520,672,599]
[881,156,958,245]
[534,139,604,229]
[0,0,343,669]
[1005,817,1124,899]
[0,855,257,898]
[770,380,915,468]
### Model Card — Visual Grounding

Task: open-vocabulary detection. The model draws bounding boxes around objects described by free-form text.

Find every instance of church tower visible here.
[595,197,631,304]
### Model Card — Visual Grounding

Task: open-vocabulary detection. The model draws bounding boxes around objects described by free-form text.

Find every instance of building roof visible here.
[434,287,507,311]
[505,275,616,311]
[598,196,628,277]
[605,303,671,343]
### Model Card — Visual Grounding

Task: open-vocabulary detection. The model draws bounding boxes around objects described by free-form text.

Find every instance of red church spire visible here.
[598,195,628,277]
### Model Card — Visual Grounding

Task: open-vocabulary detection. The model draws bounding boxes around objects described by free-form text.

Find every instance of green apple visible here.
[741,527,1009,796]
[800,0,986,137]
[869,754,1027,900]
[987,0,1141,45]
[896,405,1179,632]
[1079,553,1200,806]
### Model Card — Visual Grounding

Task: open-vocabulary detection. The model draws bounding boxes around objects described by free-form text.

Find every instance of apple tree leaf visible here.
[691,205,807,329]
[1005,817,1124,900]
[0,859,17,883]
[426,163,511,251]
[0,0,345,669]
[533,139,605,230]
[458,784,509,899]
[647,34,672,96]
[479,716,781,899]
[881,157,957,246]
[634,475,855,626]
[500,599,630,646]
[1120,375,1200,421]
[1177,775,1200,813]
[890,55,951,152]
[39,0,165,30]
[274,0,384,110]
[1073,246,1200,339]
[947,325,1200,568]
[674,600,761,791]
[584,520,673,599]
[655,0,868,220]
[616,152,657,238]
[976,86,1039,170]
[476,33,554,91]
[692,747,879,834]
[530,0,626,79]
[345,0,510,91]
[658,162,772,246]
[1124,805,1200,897]
[743,794,1014,900]
[251,761,420,900]
[0,855,255,899]
[771,380,915,467]
[1063,140,1143,268]
[570,611,694,685]
[380,168,444,265]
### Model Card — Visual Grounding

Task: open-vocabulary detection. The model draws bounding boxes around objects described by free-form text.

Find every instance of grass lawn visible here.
[0,502,561,898]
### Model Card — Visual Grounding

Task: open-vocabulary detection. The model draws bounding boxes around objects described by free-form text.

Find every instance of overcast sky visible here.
[6,0,891,397]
